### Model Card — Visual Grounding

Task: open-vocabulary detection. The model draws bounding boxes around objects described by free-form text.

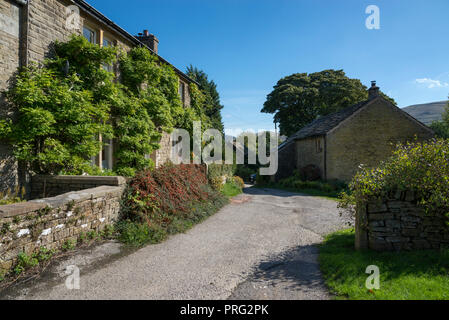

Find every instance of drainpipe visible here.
[323,135,327,181]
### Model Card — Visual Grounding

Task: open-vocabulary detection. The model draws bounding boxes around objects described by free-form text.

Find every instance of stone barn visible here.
[275,82,435,182]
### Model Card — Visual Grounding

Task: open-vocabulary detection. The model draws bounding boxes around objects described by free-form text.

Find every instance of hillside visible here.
[402,101,448,125]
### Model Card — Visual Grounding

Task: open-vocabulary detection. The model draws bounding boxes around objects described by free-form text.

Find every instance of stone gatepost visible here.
[355,201,368,250]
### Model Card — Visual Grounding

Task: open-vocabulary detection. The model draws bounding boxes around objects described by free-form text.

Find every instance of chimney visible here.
[136,29,159,54]
[368,81,380,99]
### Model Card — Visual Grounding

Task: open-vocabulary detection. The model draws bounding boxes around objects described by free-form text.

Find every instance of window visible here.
[83,26,96,44]
[102,139,113,170]
[316,138,323,153]
[179,81,185,104]
[102,37,114,73]
[103,37,113,48]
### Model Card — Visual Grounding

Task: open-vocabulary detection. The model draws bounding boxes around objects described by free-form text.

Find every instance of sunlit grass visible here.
[319,229,449,300]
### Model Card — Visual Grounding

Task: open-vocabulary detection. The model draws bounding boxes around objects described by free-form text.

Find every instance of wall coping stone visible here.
[32,175,127,186]
[0,186,124,218]
[0,202,47,218]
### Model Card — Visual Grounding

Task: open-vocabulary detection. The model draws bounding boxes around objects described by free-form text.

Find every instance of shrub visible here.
[233,176,245,189]
[208,164,235,181]
[345,138,449,217]
[13,247,55,276]
[119,163,228,246]
[1,36,214,176]
[116,220,166,246]
[209,177,223,191]
[235,165,256,181]
[0,186,26,205]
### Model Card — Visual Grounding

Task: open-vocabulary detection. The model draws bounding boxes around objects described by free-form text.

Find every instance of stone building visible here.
[0,0,196,191]
[275,82,435,182]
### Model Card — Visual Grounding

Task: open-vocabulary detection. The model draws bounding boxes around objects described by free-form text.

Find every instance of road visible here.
[2,187,352,300]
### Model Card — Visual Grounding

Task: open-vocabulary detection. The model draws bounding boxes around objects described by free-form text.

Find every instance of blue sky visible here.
[89,0,449,135]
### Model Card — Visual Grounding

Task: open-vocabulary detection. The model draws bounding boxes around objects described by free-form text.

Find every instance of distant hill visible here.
[402,101,448,125]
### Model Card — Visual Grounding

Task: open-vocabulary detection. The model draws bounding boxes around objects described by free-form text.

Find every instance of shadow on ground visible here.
[229,245,330,300]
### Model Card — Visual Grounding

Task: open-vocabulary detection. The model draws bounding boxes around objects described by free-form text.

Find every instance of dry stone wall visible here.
[355,191,449,251]
[0,185,125,273]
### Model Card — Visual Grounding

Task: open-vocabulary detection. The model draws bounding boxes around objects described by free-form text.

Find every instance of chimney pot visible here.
[368,80,380,99]
[136,29,159,54]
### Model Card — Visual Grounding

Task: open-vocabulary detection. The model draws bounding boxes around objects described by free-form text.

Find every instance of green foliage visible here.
[116,220,166,247]
[0,186,26,205]
[232,176,245,189]
[430,101,449,139]
[221,179,243,198]
[207,163,235,181]
[235,165,256,182]
[14,252,38,275]
[430,121,449,139]
[186,65,224,133]
[346,138,449,217]
[257,170,346,199]
[62,239,76,251]
[118,164,228,247]
[319,229,449,300]
[13,247,55,276]
[3,65,111,174]
[262,69,396,136]
[3,36,214,176]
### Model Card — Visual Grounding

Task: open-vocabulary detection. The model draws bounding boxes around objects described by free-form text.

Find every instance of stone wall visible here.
[31,175,127,199]
[296,136,325,180]
[355,191,449,251]
[0,0,23,192]
[27,0,78,63]
[151,132,172,168]
[274,141,296,181]
[0,185,125,272]
[326,98,434,182]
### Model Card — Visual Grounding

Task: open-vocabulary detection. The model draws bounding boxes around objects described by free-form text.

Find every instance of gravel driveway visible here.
[1,187,352,300]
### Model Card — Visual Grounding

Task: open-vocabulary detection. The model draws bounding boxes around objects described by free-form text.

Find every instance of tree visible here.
[430,101,449,139]
[186,65,224,133]
[262,69,396,137]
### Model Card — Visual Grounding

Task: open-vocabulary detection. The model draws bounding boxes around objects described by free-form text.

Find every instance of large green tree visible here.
[262,69,396,137]
[186,65,224,133]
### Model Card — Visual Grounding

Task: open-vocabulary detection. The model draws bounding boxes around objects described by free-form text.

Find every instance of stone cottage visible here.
[275,82,435,182]
[0,0,196,191]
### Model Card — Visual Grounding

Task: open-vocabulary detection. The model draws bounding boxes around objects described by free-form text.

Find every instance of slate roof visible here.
[278,99,371,150]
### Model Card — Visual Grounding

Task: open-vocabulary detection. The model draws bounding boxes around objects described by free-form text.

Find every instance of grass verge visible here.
[221,181,243,198]
[319,228,449,300]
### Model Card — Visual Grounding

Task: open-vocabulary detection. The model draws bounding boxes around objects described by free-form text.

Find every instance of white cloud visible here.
[415,78,449,89]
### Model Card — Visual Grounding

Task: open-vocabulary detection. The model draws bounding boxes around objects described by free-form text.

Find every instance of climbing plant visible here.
[1,35,211,177]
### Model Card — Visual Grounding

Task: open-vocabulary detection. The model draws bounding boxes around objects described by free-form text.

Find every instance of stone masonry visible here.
[1,0,193,191]
[0,184,125,273]
[0,0,22,192]
[30,175,127,199]
[355,191,449,251]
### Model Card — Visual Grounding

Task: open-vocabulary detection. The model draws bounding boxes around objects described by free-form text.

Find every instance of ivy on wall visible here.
[0,36,210,177]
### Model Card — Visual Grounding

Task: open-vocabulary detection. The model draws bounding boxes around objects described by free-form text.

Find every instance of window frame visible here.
[83,26,97,44]
[179,81,186,104]
[102,36,114,73]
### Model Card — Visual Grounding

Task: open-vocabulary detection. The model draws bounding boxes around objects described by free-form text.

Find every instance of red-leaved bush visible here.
[121,163,219,227]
